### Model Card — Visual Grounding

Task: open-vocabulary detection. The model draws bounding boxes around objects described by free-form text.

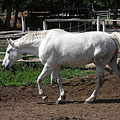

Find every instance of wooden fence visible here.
[0,31,29,63]
[43,18,95,31]
[0,17,120,63]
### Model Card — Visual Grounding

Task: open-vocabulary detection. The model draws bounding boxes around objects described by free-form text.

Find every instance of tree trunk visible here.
[113,0,118,27]
[5,0,12,28]
[14,6,19,28]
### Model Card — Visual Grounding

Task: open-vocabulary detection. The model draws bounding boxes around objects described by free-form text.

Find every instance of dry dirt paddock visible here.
[0,72,120,120]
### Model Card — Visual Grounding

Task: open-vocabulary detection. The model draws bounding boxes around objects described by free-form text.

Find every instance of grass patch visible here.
[0,62,95,87]
[0,54,5,59]
[0,47,6,52]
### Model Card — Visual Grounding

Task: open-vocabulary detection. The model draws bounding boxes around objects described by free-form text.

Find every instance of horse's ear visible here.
[7,38,15,48]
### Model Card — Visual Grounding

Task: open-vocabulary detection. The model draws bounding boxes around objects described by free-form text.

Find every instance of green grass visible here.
[0,54,4,59]
[0,47,6,52]
[0,47,6,59]
[0,62,95,87]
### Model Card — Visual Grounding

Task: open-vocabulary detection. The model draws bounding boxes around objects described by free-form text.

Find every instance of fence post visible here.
[59,22,61,29]
[38,28,40,31]
[70,21,72,32]
[84,21,86,31]
[97,16,100,31]
[78,21,79,32]
[27,27,30,32]
[43,21,47,30]
[103,20,106,32]
[21,16,26,32]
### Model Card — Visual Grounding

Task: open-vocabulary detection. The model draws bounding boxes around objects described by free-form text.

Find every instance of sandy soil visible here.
[0,72,120,120]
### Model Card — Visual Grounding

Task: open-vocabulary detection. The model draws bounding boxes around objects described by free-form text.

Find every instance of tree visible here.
[0,0,120,29]
[95,0,120,27]
[112,0,119,27]
[2,0,12,28]
[13,0,32,28]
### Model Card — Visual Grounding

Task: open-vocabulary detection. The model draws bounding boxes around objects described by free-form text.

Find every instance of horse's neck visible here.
[20,46,39,57]
[16,31,47,57]
[18,39,40,57]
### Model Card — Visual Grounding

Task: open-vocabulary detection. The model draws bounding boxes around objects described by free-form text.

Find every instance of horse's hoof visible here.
[61,95,66,100]
[56,100,65,104]
[42,96,48,102]
[84,101,93,104]
[84,97,96,104]
[84,99,96,104]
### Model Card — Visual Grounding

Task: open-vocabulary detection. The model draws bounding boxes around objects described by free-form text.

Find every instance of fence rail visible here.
[0,19,120,63]
[0,58,40,63]
[0,31,30,63]
[0,52,5,55]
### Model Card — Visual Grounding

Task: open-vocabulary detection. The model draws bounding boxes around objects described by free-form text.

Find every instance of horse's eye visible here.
[7,50,10,54]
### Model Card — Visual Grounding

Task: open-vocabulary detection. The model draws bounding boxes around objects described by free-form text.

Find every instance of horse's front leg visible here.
[85,65,105,104]
[37,63,52,101]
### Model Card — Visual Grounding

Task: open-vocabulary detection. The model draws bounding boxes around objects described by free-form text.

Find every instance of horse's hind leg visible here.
[108,57,120,77]
[85,65,105,103]
[50,71,59,85]
[50,71,56,85]
[54,67,65,104]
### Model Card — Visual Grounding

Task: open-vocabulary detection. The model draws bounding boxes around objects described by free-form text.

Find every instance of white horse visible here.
[2,29,120,104]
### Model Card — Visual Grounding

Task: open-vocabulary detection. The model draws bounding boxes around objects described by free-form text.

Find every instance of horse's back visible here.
[50,30,116,56]
[40,30,117,66]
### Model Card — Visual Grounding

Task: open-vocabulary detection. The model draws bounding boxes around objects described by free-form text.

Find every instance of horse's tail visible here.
[111,32,120,47]
[111,32,120,69]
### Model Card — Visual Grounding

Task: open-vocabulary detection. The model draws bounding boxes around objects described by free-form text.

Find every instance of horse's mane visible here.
[15,29,65,47]
[15,30,48,47]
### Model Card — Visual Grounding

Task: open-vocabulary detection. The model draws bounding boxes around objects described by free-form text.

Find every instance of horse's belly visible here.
[59,54,94,67]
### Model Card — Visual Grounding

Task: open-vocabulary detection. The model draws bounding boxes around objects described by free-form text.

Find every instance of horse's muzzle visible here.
[2,65,9,71]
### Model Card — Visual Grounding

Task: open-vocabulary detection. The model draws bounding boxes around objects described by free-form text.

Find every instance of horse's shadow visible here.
[65,99,120,104]
[37,99,120,105]
[94,99,120,104]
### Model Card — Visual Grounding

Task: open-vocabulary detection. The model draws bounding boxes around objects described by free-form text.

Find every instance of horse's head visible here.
[2,39,20,70]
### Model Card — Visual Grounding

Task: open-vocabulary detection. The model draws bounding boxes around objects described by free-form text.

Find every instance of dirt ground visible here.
[0,71,120,120]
